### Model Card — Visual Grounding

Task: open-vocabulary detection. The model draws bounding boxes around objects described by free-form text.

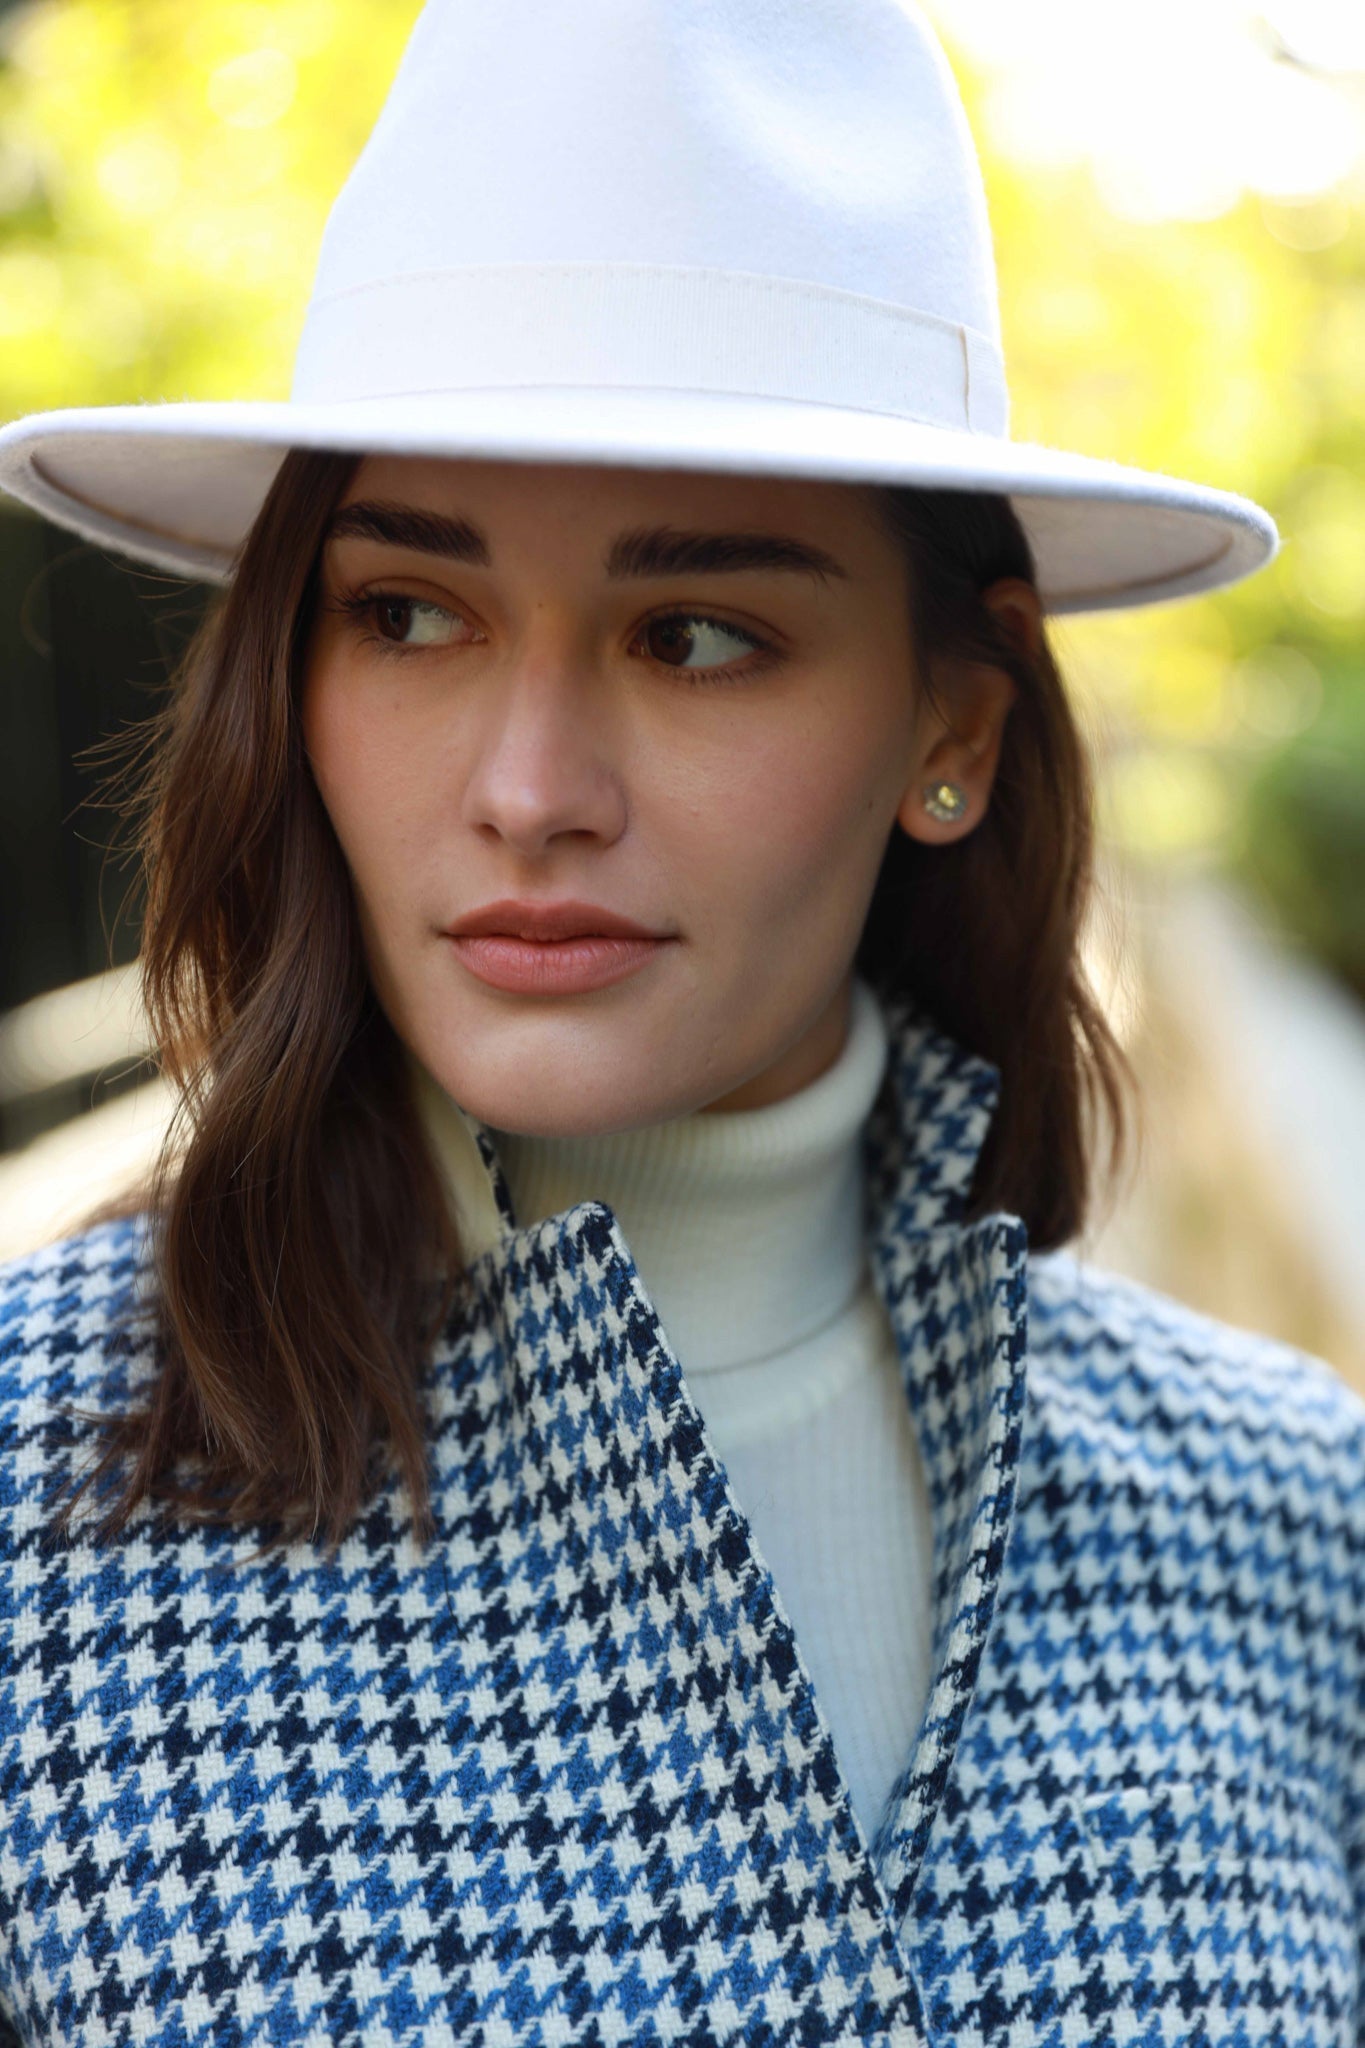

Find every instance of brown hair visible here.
[858,483,1134,1248]
[55,447,1136,1560]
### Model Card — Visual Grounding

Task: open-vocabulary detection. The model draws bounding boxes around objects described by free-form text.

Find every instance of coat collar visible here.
[446,989,1031,1949]
[859,994,1031,1931]
[453,986,1004,1245]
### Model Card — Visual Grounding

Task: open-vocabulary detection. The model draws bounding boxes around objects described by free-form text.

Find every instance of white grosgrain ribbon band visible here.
[291,262,1009,436]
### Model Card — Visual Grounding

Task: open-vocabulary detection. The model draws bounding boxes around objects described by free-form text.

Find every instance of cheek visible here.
[301,663,442,906]
[673,693,906,940]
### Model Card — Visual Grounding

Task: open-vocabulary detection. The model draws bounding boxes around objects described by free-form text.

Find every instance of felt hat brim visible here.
[0,387,1277,614]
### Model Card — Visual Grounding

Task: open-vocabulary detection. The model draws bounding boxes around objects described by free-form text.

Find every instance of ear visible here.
[894,578,1041,843]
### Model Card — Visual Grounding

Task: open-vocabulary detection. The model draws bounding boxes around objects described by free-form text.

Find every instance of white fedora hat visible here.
[0,0,1277,614]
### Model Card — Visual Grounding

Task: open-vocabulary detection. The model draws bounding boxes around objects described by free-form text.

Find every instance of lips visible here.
[444,899,668,942]
[443,900,674,996]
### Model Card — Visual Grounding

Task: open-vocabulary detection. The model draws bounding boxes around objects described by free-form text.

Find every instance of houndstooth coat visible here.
[0,995,1360,2047]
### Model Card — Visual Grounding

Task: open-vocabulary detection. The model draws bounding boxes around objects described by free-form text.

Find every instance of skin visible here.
[300,455,1037,1135]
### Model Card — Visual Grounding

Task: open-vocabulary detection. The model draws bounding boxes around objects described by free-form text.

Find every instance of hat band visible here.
[290,262,1009,437]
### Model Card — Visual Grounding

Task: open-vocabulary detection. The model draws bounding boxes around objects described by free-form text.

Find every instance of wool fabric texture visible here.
[423,975,936,1848]
[0,994,1360,2046]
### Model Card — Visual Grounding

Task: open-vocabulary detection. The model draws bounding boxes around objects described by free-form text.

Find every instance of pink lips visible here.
[443,899,673,995]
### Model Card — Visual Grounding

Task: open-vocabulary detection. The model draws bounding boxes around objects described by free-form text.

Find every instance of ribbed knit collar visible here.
[416,979,889,1377]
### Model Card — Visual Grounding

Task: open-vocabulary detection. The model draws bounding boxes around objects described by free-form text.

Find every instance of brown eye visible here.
[641,612,764,673]
[373,595,458,646]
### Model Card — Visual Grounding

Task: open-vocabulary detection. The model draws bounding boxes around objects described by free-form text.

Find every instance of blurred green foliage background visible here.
[0,0,1362,996]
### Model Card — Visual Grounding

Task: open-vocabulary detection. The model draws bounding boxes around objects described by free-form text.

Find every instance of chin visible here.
[401,967,735,1135]
[413,1037,661,1139]
[474,1088,667,1141]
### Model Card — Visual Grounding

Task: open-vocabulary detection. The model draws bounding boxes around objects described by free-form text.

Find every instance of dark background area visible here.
[0,505,210,1147]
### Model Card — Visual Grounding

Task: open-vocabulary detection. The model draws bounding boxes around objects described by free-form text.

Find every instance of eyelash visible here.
[325,588,779,685]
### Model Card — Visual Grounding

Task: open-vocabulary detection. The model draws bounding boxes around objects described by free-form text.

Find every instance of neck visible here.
[422,980,889,1376]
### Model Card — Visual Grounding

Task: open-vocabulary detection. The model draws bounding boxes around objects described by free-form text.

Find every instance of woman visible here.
[0,1,1358,2044]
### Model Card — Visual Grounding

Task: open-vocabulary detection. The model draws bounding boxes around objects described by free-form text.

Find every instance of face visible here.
[300,455,1017,1134]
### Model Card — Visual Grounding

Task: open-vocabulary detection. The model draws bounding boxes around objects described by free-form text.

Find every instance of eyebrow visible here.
[323,499,849,585]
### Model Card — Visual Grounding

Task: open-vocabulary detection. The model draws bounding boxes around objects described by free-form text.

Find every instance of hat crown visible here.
[291,0,1009,435]
[313,0,1000,336]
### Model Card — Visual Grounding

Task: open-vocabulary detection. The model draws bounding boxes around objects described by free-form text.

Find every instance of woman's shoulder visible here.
[1024,1243,1365,1486]
[0,1216,155,1425]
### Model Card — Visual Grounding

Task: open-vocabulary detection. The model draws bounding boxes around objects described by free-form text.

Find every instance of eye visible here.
[636,611,774,679]
[368,593,462,647]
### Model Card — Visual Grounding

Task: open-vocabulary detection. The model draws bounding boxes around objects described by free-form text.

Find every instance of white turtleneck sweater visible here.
[416,979,934,1849]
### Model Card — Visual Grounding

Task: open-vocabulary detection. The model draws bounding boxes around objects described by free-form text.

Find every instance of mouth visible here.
[443,901,674,995]
[444,898,669,943]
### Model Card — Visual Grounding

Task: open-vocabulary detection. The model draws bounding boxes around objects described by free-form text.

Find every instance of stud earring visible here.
[922,780,968,822]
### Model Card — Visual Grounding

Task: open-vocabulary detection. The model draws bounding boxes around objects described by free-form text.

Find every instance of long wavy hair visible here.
[55,447,1137,1559]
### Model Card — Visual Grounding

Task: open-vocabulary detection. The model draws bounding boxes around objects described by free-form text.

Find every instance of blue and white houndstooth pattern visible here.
[0,995,1360,2046]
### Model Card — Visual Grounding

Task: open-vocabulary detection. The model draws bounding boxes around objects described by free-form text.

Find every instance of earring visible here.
[922,780,968,822]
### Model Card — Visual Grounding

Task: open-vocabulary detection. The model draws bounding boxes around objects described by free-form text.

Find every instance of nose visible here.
[459,641,628,858]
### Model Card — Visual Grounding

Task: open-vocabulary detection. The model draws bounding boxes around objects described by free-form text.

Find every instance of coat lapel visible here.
[861,997,1031,1938]
[450,1181,932,2033]
[446,988,1031,1970]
